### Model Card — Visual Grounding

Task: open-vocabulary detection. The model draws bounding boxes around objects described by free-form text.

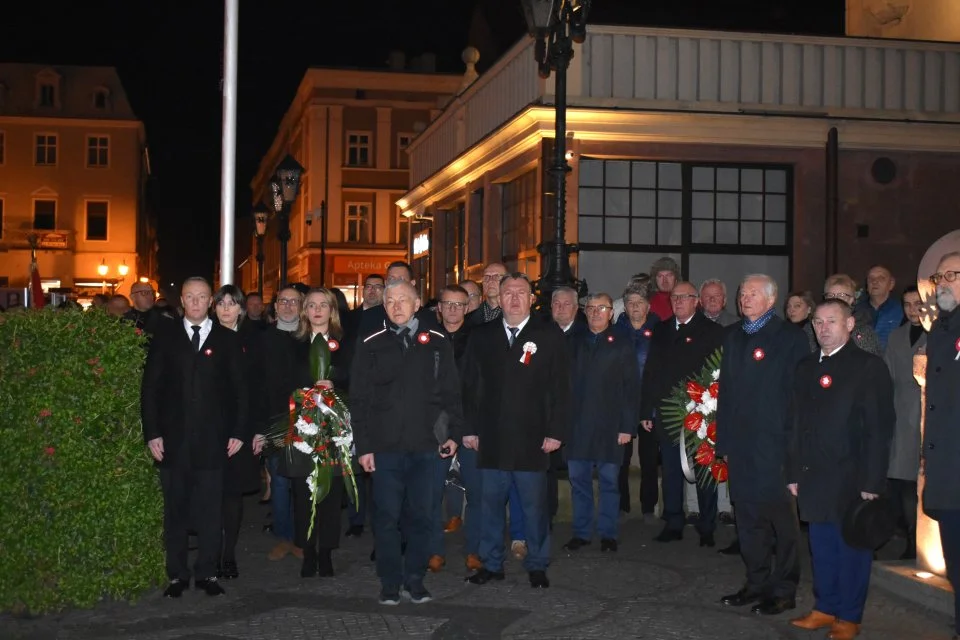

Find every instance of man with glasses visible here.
[461,280,482,314]
[804,274,881,356]
[466,263,509,326]
[922,252,960,640]
[563,293,639,553]
[358,263,439,335]
[345,274,385,345]
[640,282,725,546]
[125,281,173,336]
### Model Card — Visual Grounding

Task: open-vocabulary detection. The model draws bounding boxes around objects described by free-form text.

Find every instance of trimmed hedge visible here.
[0,309,164,614]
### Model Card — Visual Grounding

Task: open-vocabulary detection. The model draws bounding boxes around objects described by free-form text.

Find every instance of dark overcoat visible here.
[787,343,895,523]
[223,319,263,494]
[461,315,571,471]
[141,321,247,470]
[715,315,809,503]
[922,309,960,513]
[568,326,640,464]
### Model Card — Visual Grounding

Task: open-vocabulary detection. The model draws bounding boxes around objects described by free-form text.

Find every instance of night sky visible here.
[1,1,842,290]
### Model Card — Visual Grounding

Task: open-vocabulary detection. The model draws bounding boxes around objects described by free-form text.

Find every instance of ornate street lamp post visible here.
[253,203,269,295]
[268,154,304,289]
[522,0,590,307]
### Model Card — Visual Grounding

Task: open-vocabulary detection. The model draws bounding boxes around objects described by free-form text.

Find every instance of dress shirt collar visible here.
[503,315,531,341]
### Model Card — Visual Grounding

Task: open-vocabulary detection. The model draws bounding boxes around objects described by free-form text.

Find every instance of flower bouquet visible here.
[264,336,358,537]
[659,347,727,490]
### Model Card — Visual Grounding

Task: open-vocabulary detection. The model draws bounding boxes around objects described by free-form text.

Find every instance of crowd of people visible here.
[130,252,960,640]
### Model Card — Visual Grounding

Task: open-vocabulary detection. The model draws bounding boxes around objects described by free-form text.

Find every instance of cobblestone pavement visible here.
[6,498,955,640]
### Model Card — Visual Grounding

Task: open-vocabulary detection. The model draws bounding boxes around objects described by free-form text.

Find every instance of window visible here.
[346,132,371,167]
[397,133,414,169]
[86,136,109,168]
[501,171,539,264]
[93,89,109,109]
[345,203,371,243]
[577,159,791,249]
[690,166,788,246]
[35,134,57,165]
[85,201,108,241]
[38,83,56,107]
[0,131,5,165]
[397,208,410,245]
[33,200,56,230]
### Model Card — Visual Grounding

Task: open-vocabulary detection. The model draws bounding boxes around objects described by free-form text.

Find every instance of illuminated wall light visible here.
[915,571,935,580]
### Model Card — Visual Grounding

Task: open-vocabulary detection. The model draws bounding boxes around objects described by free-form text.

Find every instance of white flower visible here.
[696,424,708,440]
[686,400,696,412]
[306,472,317,496]
[711,369,720,381]
[697,392,718,415]
[295,417,319,436]
[293,440,313,455]
[333,433,353,449]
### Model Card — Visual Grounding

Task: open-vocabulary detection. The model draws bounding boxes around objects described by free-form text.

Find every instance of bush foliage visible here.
[0,309,164,614]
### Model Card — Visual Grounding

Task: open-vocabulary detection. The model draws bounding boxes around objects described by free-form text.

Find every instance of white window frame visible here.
[396,132,414,169]
[344,202,372,243]
[345,131,372,167]
[34,133,58,166]
[86,135,110,168]
[84,200,110,242]
[32,198,57,231]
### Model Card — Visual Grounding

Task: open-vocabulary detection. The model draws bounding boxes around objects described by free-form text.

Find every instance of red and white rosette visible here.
[607,335,615,343]
[327,338,340,352]
[955,337,960,361]
[685,336,693,343]
[820,374,833,388]
[417,332,430,344]
[204,348,213,356]
[520,341,537,365]
[642,329,653,338]
[752,348,765,361]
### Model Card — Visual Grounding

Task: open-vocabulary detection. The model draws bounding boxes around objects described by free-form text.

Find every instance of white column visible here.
[218,0,239,286]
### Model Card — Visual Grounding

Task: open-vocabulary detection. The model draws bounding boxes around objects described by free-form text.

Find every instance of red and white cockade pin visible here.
[327,338,340,352]
[955,337,960,361]
[685,336,693,343]
[642,329,653,338]
[607,335,615,343]
[204,348,213,356]
[752,348,765,361]
[820,374,833,388]
[520,341,538,365]
[417,332,431,344]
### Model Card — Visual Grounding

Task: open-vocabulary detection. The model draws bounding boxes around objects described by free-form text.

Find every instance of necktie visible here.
[399,327,411,350]
[820,354,830,363]
[508,326,518,347]
[191,324,201,352]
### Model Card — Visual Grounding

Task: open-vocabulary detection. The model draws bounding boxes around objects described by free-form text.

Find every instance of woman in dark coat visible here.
[212,285,262,579]
[281,287,354,578]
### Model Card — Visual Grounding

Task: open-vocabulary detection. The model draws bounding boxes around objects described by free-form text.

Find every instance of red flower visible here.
[292,435,304,443]
[706,421,717,443]
[135,328,144,336]
[685,381,706,402]
[87,357,100,365]
[683,412,704,432]
[73,416,82,425]
[710,460,728,482]
[322,394,336,408]
[694,441,715,466]
[39,409,52,418]
[44,447,55,456]
[708,382,719,397]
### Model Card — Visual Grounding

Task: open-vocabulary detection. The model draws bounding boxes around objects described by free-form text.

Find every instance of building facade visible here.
[400,26,960,307]
[0,64,153,304]
[246,61,464,306]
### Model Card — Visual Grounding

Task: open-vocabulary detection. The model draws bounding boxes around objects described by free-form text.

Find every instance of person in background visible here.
[648,257,679,322]
[699,279,739,327]
[856,265,904,351]
[465,263,509,326]
[612,273,650,323]
[90,293,110,310]
[107,294,130,318]
[244,292,267,327]
[461,280,482,314]
[804,274,881,356]
[785,291,816,328]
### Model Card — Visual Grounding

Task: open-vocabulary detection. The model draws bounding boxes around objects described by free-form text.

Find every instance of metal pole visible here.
[255,235,265,295]
[278,205,291,289]
[320,200,327,286]
[825,127,839,276]
[218,0,239,286]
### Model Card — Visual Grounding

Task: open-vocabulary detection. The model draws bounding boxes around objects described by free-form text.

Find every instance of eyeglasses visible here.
[824,291,854,301]
[584,304,610,313]
[276,297,300,307]
[930,270,960,285]
[482,273,505,282]
[467,293,481,299]
[364,283,384,290]
[669,294,698,302]
[131,290,153,296]
[439,301,467,310]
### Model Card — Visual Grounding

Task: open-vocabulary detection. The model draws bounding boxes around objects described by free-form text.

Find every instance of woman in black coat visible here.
[280,287,353,578]
[212,285,262,579]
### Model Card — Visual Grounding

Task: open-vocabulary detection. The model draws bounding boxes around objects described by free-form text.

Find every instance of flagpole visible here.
[219,0,239,286]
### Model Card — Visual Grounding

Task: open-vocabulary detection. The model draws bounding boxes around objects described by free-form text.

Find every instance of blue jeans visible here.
[568,459,620,540]
[808,522,873,623]
[458,446,483,556]
[348,470,369,528]
[371,451,435,589]
[509,480,525,540]
[429,455,448,557]
[267,454,293,542]
[479,469,550,572]
[660,438,717,534]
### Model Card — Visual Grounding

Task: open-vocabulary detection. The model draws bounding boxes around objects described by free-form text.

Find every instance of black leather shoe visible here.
[751,597,796,615]
[600,538,618,552]
[218,561,239,580]
[529,570,550,588]
[654,527,683,543]
[194,577,225,596]
[465,568,505,585]
[699,533,715,548]
[300,556,318,578]
[720,588,762,607]
[163,579,186,598]
[344,525,363,538]
[318,550,334,577]
[719,539,741,555]
[562,537,591,551]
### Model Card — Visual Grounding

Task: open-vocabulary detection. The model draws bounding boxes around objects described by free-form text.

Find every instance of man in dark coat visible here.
[787,299,894,639]
[716,274,810,616]
[922,251,960,640]
[461,273,571,589]
[639,281,724,545]
[141,276,248,598]
[350,280,462,606]
[563,293,639,553]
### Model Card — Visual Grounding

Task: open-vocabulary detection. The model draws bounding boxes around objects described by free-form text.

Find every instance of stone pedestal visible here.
[913,353,946,576]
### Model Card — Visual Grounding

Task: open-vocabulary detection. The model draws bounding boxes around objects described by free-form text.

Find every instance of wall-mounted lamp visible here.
[118,261,130,277]
[97,259,109,277]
